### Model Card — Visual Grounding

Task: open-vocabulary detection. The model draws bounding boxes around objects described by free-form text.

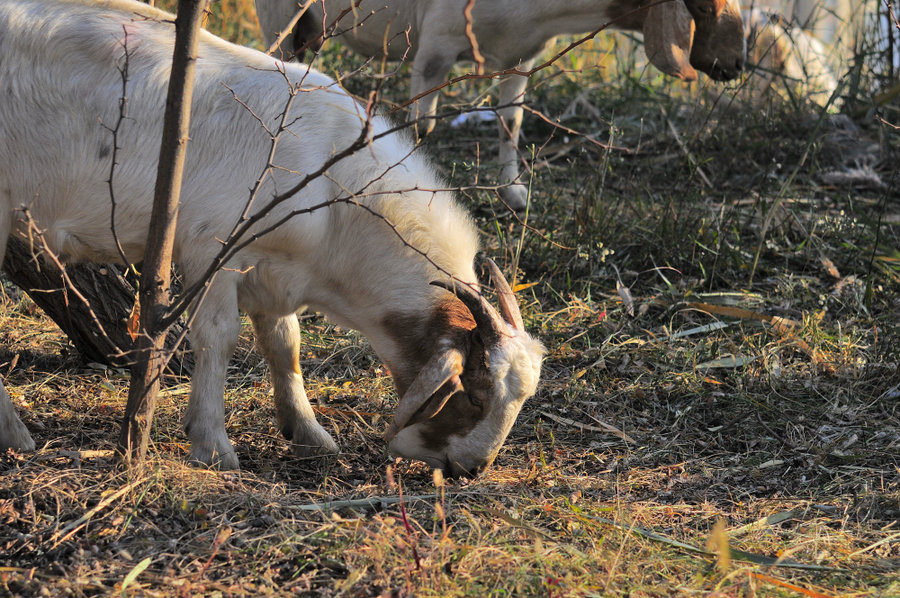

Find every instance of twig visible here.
[286,494,439,512]
[195,526,232,583]
[577,512,841,571]
[16,210,126,359]
[49,478,145,549]
[661,106,713,189]
[264,0,317,56]
[462,0,485,75]
[398,481,422,569]
[539,410,635,443]
[102,25,136,270]
[522,104,627,153]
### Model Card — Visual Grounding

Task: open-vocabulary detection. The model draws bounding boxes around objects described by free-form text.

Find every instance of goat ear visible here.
[384,349,464,441]
[643,0,699,81]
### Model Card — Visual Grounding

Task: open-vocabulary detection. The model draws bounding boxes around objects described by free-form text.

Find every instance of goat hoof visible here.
[499,184,529,213]
[187,443,240,470]
[291,427,339,459]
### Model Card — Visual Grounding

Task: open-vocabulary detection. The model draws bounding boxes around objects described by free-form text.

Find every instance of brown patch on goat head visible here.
[382,293,476,397]
[605,1,744,81]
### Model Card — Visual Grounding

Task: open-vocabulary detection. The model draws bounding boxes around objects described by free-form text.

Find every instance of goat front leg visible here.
[0,231,34,453]
[496,61,533,213]
[182,277,241,469]
[0,382,36,452]
[250,312,338,458]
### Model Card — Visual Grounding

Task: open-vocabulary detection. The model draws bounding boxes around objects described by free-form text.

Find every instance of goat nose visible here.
[471,459,489,476]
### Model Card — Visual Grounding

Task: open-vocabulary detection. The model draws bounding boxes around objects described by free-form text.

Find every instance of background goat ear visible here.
[643,1,699,81]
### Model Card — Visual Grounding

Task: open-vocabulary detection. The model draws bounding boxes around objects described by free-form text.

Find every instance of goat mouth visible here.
[443,461,470,479]
[711,68,740,81]
[443,458,490,479]
[700,59,743,82]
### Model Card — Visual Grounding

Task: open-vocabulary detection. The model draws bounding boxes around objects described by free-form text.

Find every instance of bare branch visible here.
[264,0,318,56]
[463,0,485,75]
[101,25,136,272]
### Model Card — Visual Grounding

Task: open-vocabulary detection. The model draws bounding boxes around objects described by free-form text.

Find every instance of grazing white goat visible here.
[771,0,854,48]
[742,8,839,108]
[746,1,859,70]
[256,0,747,212]
[0,0,545,477]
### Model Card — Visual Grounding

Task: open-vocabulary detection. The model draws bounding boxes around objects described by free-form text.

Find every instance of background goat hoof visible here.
[499,183,529,213]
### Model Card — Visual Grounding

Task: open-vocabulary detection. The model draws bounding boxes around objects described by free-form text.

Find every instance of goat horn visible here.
[431,279,507,345]
[485,259,524,331]
[384,349,464,442]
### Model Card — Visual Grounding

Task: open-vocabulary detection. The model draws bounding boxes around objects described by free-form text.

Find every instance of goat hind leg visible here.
[250,313,338,458]
[408,41,458,138]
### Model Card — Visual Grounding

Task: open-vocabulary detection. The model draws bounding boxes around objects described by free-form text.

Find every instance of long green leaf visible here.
[120,557,152,596]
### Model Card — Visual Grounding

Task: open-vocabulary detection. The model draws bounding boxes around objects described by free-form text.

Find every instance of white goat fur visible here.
[752,1,854,47]
[0,0,544,476]
[742,8,839,108]
[256,0,746,212]
[746,0,859,70]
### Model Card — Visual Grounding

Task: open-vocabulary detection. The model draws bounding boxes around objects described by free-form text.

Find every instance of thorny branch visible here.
[161,71,492,330]
[287,0,371,59]
[264,0,318,56]
[154,95,489,370]
[100,25,135,270]
[15,209,124,360]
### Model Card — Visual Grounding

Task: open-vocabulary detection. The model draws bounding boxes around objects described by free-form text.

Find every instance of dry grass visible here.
[2,1,899,596]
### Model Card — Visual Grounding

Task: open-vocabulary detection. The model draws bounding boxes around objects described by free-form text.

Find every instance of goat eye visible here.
[468,393,483,408]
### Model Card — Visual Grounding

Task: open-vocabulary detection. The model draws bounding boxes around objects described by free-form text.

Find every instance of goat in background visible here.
[741,7,839,108]
[256,0,747,212]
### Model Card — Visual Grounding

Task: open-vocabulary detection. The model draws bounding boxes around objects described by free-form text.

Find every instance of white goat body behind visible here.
[0,0,544,477]
[257,0,746,212]
[742,8,839,108]
[750,0,854,48]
